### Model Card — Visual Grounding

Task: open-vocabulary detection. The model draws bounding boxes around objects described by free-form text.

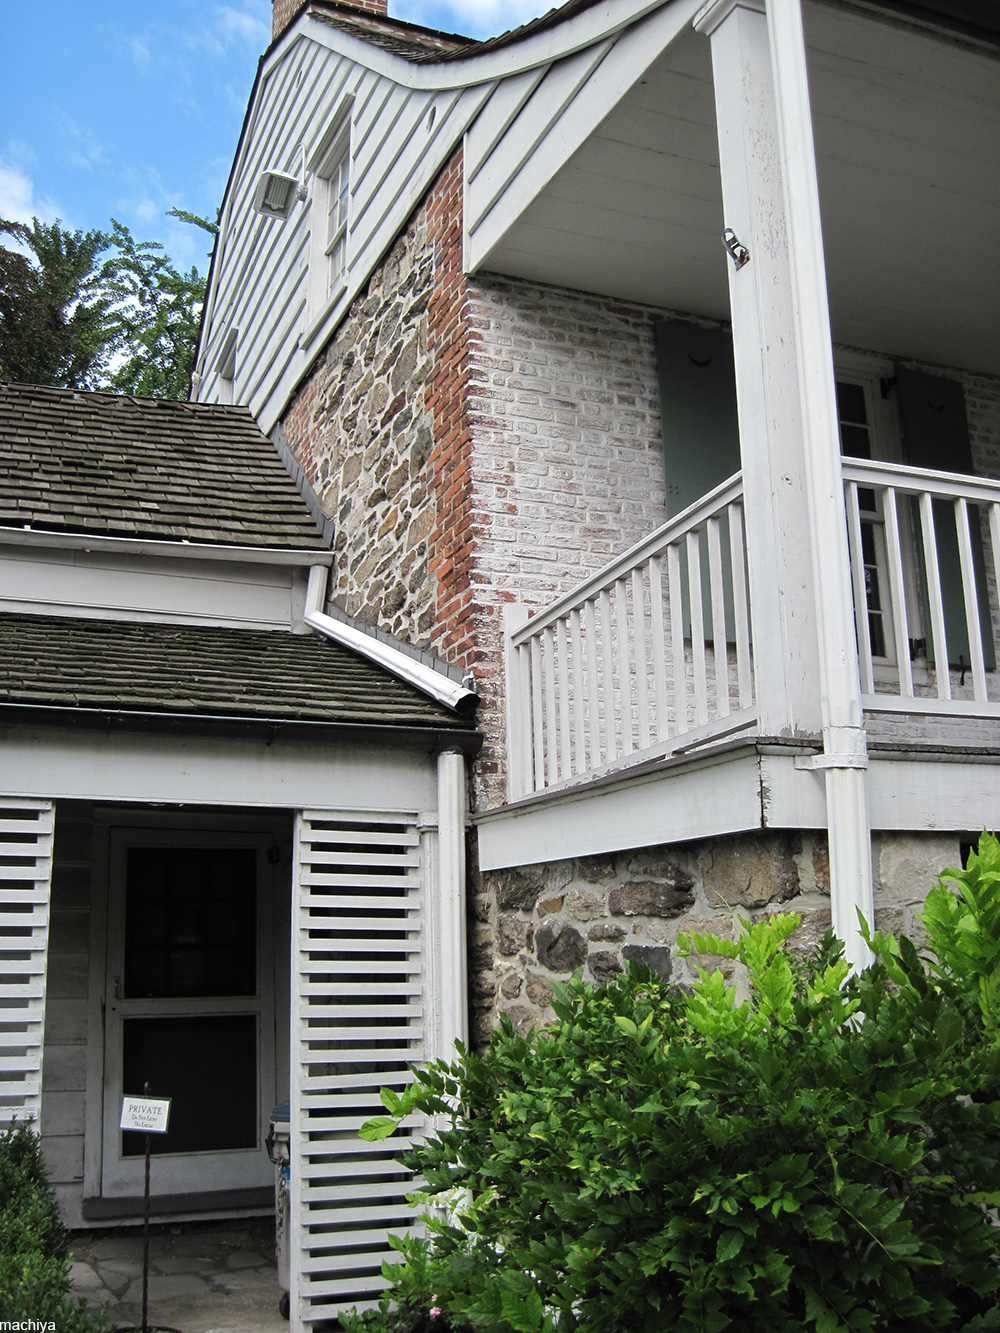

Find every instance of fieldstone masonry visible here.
[472,830,961,1041]
[282,211,439,647]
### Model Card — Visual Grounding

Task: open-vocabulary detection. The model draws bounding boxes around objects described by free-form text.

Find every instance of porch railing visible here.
[843,458,1000,710]
[504,474,756,798]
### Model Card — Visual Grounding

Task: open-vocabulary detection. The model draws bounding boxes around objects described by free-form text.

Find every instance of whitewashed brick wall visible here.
[462,276,672,808]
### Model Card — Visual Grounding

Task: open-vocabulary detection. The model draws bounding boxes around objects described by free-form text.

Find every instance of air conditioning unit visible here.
[253,170,301,220]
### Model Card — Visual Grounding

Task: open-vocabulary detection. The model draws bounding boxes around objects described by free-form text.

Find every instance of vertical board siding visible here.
[0,799,54,1126]
[291,810,425,1325]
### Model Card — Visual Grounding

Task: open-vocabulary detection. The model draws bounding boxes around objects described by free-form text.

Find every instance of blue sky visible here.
[0,1,550,274]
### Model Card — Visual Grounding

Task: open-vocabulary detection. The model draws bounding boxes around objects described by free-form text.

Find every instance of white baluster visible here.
[668,543,686,735]
[707,516,729,718]
[728,503,753,709]
[883,487,913,698]
[649,555,668,742]
[687,530,708,728]
[918,491,950,701]
[845,481,874,696]
[570,608,584,775]
[632,566,651,748]
[955,498,987,701]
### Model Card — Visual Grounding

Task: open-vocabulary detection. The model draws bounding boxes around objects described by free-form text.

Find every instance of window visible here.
[321,134,350,298]
[835,371,897,662]
[214,325,238,405]
[837,355,994,676]
[304,107,353,342]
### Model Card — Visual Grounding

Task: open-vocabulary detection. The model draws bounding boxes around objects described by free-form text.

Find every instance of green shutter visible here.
[655,319,741,516]
[896,367,995,671]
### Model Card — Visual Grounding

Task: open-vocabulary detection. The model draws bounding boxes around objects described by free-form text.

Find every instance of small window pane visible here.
[124,847,257,999]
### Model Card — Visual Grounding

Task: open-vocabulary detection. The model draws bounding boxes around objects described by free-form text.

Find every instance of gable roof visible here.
[0,382,329,551]
[287,0,1000,66]
[0,612,475,732]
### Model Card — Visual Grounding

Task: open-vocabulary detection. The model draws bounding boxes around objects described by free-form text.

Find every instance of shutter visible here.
[291,810,426,1327]
[897,367,995,670]
[655,319,741,516]
[0,799,54,1126]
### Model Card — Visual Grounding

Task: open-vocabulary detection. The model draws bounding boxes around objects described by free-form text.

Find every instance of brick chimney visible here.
[273,0,389,41]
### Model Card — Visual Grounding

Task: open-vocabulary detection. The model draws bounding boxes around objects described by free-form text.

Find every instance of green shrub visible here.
[357,834,1000,1333]
[0,1121,109,1330]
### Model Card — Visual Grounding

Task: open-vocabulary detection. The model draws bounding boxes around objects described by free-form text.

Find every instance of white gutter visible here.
[0,526,333,567]
[303,566,478,714]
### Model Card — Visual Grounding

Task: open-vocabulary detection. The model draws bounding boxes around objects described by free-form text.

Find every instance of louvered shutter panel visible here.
[0,799,54,1125]
[291,810,426,1326]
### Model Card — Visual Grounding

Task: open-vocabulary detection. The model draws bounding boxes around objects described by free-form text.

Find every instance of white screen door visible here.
[101,828,276,1198]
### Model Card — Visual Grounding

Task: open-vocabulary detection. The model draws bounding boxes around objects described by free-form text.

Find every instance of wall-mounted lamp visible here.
[252,145,308,220]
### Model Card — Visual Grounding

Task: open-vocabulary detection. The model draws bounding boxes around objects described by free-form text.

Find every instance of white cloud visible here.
[216,4,270,46]
[0,160,60,227]
[392,0,548,38]
[186,1,270,57]
[128,35,152,71]
[54,111,108,172]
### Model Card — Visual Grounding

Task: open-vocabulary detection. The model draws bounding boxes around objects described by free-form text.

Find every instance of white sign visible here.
[120,1096,172,1134]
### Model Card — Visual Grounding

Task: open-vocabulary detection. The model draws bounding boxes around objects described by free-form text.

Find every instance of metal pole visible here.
[142,1081,151,1333]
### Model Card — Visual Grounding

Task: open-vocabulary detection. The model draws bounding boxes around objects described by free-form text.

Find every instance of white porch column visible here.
[433,748,469,1057]
[695,0,873,968]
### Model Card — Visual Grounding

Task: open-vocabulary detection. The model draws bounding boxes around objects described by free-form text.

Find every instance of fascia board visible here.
[0,527,333,568]
[466,0,702,272]
[282,0,682,91]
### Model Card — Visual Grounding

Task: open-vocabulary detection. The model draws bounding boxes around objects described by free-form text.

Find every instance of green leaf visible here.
[716,1229,744,1263]
[358,1116,399,1142]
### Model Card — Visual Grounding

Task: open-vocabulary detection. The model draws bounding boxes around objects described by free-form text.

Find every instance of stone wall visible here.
[281,174,441,649]
[471,829,961,1042]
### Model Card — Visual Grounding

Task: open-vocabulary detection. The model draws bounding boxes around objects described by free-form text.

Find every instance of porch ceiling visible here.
[480,1,1000,377]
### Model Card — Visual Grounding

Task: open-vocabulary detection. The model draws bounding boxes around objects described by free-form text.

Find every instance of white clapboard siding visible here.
[291,810,426,1327]
[0,799,54,1126]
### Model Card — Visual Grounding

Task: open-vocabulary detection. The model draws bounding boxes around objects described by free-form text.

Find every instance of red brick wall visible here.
[272,0,388,42]
[425,149,477,674]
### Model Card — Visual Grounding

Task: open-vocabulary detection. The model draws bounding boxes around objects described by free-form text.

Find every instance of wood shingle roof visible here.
[0,612,474,730]
[0,382,329,550]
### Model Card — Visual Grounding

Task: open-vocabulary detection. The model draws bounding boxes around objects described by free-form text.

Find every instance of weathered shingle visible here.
[0,613,475,730]
[0,383,329,550]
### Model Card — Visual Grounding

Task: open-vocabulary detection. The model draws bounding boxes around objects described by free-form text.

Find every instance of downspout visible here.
[436,748,469,1057]
[303,566,477,714]
[767,0,874,970]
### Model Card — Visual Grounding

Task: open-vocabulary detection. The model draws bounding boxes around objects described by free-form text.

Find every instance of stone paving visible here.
[68,1218,290,1333]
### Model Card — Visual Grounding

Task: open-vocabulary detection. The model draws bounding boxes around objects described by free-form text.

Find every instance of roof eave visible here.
[0,525,334,566]
[0,701,483,753]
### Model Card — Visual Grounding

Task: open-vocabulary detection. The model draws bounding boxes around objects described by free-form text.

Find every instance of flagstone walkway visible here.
[68,1218,291,1333]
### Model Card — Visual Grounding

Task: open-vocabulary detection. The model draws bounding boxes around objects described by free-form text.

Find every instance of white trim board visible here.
[474,745,1000,869]
[0,727,439,813]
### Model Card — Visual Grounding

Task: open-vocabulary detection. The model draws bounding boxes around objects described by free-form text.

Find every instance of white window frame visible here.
[302,101,354,348]
[214,325,238,406]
